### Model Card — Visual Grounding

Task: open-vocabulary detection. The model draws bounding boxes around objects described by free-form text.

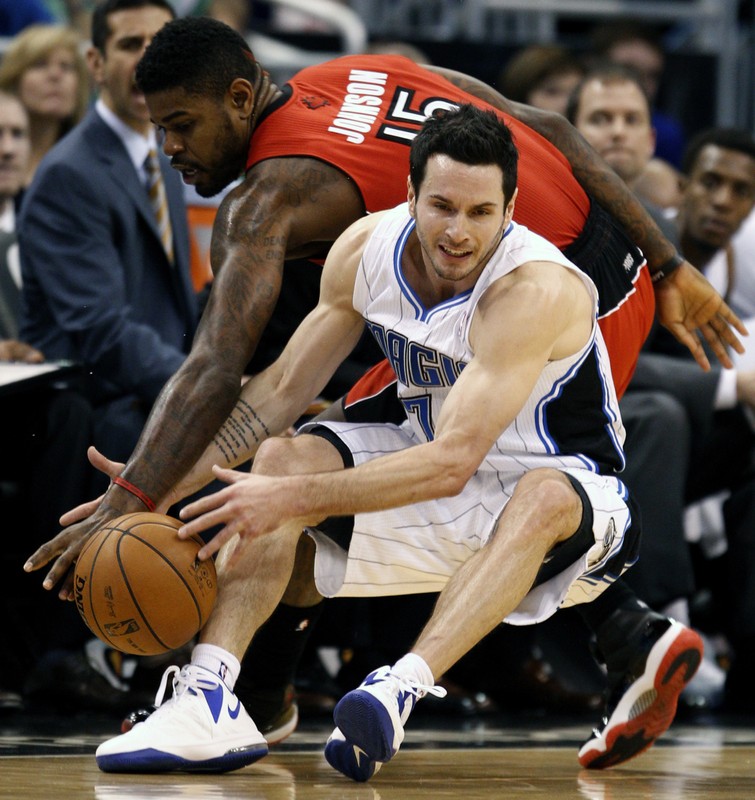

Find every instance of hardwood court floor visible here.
[2,710,754,800]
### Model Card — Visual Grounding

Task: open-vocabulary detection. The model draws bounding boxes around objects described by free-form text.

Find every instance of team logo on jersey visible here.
[301,95,330,110]
[596,517,617,562]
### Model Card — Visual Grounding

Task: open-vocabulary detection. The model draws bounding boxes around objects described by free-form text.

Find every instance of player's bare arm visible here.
[179,260,590,554]
[175,214,379,556]
[24,156,365,592]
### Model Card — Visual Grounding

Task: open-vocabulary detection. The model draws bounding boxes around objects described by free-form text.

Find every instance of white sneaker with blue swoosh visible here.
[95,664,268,773]
[331,665,447,772]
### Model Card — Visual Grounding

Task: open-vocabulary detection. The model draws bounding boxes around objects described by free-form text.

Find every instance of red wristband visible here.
[112,476,156,512]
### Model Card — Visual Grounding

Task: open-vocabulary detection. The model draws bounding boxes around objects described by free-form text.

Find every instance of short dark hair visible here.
[565,61,650,124]
[409,104,518,205]
[682,127,755,175]
[91,0,175,52]
[136,16,259,99]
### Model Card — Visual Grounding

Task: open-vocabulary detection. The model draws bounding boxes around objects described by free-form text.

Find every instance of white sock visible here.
[391,653,435,688]
[191,643,241,690]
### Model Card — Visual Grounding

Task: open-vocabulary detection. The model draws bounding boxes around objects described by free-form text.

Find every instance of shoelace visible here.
[381,670,448,701]
[153,665,219,708]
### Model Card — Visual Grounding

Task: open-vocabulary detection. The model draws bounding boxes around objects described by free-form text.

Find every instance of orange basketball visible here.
[73,512,217,656]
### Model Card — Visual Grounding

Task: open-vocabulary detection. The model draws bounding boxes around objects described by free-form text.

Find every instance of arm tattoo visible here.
[212,399,272,464]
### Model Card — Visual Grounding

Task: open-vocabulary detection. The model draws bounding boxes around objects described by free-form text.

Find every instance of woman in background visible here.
[0,24,89,185]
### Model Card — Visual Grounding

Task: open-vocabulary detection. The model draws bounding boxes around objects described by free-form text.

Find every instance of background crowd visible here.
[1,0,754,730]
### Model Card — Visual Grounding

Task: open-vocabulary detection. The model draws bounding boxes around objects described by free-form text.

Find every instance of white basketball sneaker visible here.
[332,665,447,768]
[96,664,268,773]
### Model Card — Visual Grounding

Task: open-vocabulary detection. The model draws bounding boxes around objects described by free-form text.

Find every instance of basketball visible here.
[73,512,217,656]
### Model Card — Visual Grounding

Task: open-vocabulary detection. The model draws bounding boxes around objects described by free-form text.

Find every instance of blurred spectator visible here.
[0,84,96,712]
[16,0,202,716]
[0,23,90,185]
[18,0,196,470]
[589,18,686,168]
[565,63,676,240]
[0,91,30,336]
[0,0,55,36]
[569,68,755,711]
[498,44,585,116]
[728,207,755,323]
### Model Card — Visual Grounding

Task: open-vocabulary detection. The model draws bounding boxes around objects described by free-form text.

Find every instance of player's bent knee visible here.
[252,436,301,477]
[254,433,345,478]
[515,469,583,531]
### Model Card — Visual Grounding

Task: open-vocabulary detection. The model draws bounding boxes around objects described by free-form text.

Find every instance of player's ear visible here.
[504,186,518,224]
[407,175,417,217]
[228,78,254,117]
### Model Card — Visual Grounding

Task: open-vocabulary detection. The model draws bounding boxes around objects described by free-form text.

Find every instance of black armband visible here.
[651,253,684,283]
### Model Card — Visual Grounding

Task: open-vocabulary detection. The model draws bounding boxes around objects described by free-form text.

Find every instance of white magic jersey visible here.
[304,205,638,618]
[354,203,626,474]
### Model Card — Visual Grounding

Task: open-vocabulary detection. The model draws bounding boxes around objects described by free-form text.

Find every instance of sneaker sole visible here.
[324,733,382,782]
[96,742,268,774]
[334,692,399,763]
[578,623,703,769]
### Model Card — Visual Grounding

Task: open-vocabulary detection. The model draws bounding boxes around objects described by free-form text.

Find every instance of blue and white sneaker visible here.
[324,727,382,782]
[96,664,268,773]
[332,665,447,766]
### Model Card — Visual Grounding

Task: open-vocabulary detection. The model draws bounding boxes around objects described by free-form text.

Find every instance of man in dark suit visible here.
[14,0,198,713]
[17,0,197,468]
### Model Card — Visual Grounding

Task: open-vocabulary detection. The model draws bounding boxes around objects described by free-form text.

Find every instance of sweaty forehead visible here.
[147,86,214,121]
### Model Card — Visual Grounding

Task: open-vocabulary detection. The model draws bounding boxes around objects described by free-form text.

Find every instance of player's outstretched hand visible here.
[178,466,302,562]
[655,260,748,371]
[25,447,131,599]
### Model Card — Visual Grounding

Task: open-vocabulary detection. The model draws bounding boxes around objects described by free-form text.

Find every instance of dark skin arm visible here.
[25,155,365,596]
[430,65,747,369]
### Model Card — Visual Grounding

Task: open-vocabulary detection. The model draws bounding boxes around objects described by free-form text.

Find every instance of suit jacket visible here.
[17,109,197,461]
[18,108,196,401]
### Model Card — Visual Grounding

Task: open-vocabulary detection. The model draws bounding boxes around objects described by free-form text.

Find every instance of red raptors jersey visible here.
[247,55,590,250]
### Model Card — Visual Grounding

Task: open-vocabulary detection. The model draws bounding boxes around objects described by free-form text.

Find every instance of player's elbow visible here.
[431,438,484,496]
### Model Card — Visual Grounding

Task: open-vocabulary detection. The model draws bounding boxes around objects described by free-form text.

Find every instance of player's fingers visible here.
[23,540,59,572]
[197,526,237,561]
[58,570,76,601]
[59,495,104,526]
[711,314,746,355]
[668,323,711,372]
[88,446,125,478]
[178,483,234,522]
[43,550,76,592]
[716,303,749,338]
[178,502,232,540]
[211,465,246,483]
[698,321,735,369]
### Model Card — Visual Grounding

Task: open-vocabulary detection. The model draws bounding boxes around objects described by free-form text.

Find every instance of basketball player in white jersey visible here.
[95,105,700,779]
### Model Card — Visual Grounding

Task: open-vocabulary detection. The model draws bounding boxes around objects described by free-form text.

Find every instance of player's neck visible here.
[250,70,281,134]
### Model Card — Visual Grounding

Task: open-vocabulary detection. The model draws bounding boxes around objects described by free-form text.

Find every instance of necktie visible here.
[145,148,174,263]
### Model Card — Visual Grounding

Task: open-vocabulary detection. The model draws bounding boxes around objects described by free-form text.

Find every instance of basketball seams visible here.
[117,532,203,650]
[76,526,117,645]
[73,512,217,656]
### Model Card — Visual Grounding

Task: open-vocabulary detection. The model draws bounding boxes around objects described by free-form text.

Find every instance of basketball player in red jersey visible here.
[26,17,736,768]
